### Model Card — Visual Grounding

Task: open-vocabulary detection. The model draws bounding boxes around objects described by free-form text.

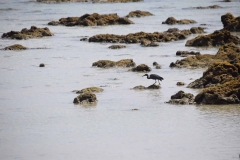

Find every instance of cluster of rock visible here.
[1,26,54,40]
[108,44,126,49]
[125,10,153,18]
[130,64,151,72]
[166,91,195,105]
[153,62,162,69]
[162,17,196,25]
[221,13,240,32]
[73,87,103,105]
[170,43,240,68]
[37,0,143,2]
[185,30,240,47]
[89,27,205,45]
[48,13,133,26]
[92,59,136,68]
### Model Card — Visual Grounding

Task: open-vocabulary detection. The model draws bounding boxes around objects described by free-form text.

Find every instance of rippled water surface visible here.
[0,0,240,160]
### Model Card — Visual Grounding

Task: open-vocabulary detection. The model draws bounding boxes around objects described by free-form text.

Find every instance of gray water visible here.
[0,0,240,160]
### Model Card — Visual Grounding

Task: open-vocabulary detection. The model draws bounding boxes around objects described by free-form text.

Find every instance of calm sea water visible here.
[0,0,240,160]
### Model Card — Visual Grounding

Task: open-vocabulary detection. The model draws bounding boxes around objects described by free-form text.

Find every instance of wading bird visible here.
[142,74,164,85]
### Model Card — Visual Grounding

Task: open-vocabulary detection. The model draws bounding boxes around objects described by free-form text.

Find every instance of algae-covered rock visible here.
[1,26,54,40]
[126,10,153,18]
[221,13,240,32]
[162,17,196,25]
[171,43,240,68]
[194,78,240,104]
[2,44,27,50]
[176,50,200,57]
[73,87,104,94]
[73,92,97,105]
[108,44,126,49]
[48,13,133,27]
[187,62,239,88]
[89,27,205,44]
[132,84,160,90]
[166,90,195,105]
[185,30,240,46]
[92,59,135,68]
[130,64,151,72]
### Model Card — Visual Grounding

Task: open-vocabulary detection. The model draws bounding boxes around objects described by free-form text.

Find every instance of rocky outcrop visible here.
[221,13,240,32]
[108,44,126,49]
[166,90,195,105]
[48,13,133,27]
[37,0,143,2]
[1,26,54,40]
[73,92,97,105]
[185,30,240,46]
[194,78,240,104]
[92,59,136,68]
[126,10,153,18]
[140,39,159,47]
[188,62,240,88]
[130,64,151,72]
[170,43,240,68]
[2,44,27,50]
[132,84,160,90]
[73,87,104,94]
[176,82,185,86]
[176,50,200,57]
[162,17,196,25]
[89,27,205,44]
[39,63,45,67]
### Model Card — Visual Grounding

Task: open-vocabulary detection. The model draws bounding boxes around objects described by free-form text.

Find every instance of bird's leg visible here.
[158,80,160,85]
[154,80,157,85]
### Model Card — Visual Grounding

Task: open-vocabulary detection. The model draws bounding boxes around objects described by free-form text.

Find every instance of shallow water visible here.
[0,0,240,160]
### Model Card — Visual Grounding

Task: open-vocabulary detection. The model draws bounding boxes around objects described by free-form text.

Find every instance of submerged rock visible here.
[186,5,222,9]
[73,92,97,105]
[126,10,153,18]
[162,17,196,25]
[92,59,136,68]
[170,43,240,68]
[221,13,240,32]
[176,50,200,57]
[73,87,104,94]
[166,90,195,105]
[132,84,160,90]
[1,26,54,40]
[185,30,240,46]
[89,27,205,44]
[2,44,27,50]
[130,64,151,72]
[108,44,126,49]
[48,13,133,27]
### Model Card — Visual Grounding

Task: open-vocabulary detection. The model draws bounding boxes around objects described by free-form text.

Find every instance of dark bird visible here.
[142,74,164,85]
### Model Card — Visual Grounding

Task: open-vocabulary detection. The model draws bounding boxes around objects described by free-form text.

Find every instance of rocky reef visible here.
[166,91,195,105]
[89,27,205,44]
[185,5,222,9]
[92,59,136,68]
[48,13,133,26]
[185,30,240,47]
[221,13,240,32]
[1,26,54,40]
[126,10,153,18]
[162,17,196,25]
[130,64,151,72]
[170,43,240,68]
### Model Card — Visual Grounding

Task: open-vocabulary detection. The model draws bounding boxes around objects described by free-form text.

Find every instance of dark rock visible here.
[132,84,160,90]
[166,90,195,105]
[126,10,153,18]
[185,30,240,47]
[189,5,222,9]
[3,44,27,50]
[48,13,133,27]
[73,92,97,105]
[1,26,54,40]
[80,37,88,41]
[130,64,151,72]
[39,63,45,67]
[92,59,136,68]
[153,62,159,66]
[162,17,196,25]
[108,44,126,49]
[176,82,185,86]
[176,50,200,57]
[221,13,240,32]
